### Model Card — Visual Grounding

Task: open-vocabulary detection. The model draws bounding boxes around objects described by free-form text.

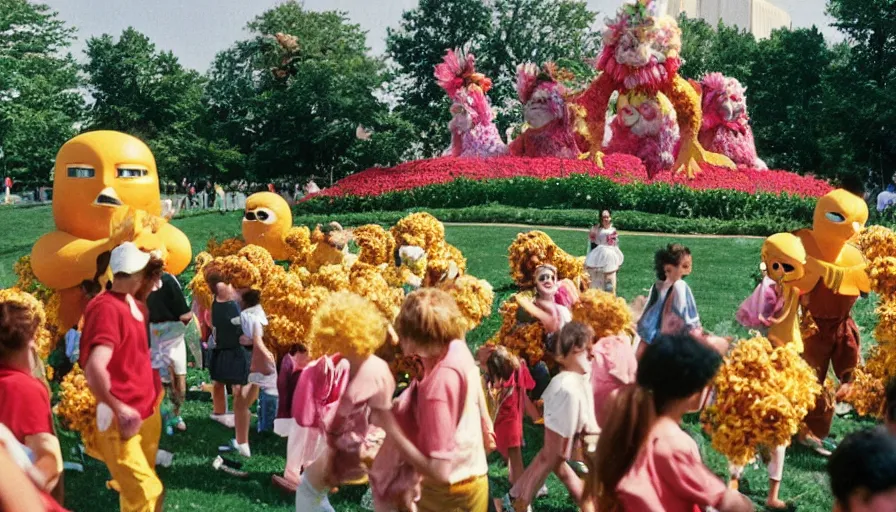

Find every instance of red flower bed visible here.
[319,155,832,199]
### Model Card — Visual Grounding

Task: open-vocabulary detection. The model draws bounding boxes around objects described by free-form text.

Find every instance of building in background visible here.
[662,0,792,39]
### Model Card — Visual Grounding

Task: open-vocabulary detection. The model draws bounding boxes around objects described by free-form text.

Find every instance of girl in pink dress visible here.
[585,210,624,294]
[581,334,753,512]
[294,292,396,512]
[484,346,535,510]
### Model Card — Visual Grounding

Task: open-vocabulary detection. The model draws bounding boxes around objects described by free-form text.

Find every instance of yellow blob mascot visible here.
[31,131,191,327]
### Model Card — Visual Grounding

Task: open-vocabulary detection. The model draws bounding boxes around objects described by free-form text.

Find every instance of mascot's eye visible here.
[254,208,277,225]
[117,168,148,178]
[782,264,795,272]
[773,263,780,270]
[825,212,846,223]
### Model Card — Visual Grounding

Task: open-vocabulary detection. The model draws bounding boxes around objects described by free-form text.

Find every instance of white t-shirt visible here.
[877,190,896,212]
[239,305,268,340]
[542,370,599,458]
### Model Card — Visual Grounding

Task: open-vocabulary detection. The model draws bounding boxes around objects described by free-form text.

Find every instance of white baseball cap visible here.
[110,242,152,275]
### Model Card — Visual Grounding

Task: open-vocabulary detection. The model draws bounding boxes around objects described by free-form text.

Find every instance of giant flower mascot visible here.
[508,62,580,158]
[576,0,735,176]
[435,48,507,158]
[698,72,767,170]
[789,188,870,450]
[31,131,191,327]
[604,90,680,178]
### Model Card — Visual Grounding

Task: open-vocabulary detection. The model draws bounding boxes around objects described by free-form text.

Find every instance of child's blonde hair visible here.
[395,288,466,349]
[310,291,387,357]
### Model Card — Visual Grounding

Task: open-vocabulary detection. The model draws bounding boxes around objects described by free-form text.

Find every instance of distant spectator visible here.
[304,180,320,195]
[877,173,896,213]
[4,176,12,204]
[829,427,896,512]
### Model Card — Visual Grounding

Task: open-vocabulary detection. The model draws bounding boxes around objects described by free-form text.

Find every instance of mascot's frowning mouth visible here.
[94,187,123,207]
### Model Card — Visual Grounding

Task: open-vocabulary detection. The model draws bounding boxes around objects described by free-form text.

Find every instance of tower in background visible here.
[662,0,792,39]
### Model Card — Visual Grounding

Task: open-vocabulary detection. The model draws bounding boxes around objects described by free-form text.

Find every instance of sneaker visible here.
[536,484,549,498]
[230,439,251,458]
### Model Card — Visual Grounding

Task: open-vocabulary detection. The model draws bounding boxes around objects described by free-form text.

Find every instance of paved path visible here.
[442,222,763,239]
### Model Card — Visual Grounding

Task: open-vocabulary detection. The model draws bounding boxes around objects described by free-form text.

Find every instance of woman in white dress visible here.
[585,210,624,294]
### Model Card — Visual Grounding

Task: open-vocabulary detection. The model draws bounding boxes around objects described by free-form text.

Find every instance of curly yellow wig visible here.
[285,225,312,266]
[207,236,245,257]
[310,291,387,358]
[309,264,351,292]
[572,290,633,339]
[391,212,446,249]
[353,224,396,267]
[238,244,276,275]
[215,255,261,290]
[439,274,494,331]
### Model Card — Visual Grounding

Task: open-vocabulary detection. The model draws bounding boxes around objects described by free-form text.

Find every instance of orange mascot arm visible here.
[31,231,115,290]
[155,223,192,275]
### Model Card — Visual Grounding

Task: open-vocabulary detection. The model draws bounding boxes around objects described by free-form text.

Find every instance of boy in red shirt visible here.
[81,242,164,512]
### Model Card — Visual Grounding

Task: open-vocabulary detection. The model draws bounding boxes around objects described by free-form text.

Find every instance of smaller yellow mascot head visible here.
[812,189,869,248]
[242,192,293,260]
[762,233,807,285]
[53,131,161,241]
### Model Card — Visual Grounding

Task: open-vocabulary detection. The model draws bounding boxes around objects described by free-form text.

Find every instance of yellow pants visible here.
[94,407,163,512]
[417,474,488,512]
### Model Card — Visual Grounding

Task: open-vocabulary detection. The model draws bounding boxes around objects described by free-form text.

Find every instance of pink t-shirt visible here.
[616,419,727,512]
[328,356,396,483]
[415,339,488,484]
[291,354,351,428]
[591,336,637,428]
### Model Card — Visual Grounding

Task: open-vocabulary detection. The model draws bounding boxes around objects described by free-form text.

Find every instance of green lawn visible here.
[1,205,880,511]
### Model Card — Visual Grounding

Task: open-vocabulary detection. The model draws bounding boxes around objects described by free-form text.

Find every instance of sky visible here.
[41,0,843,72]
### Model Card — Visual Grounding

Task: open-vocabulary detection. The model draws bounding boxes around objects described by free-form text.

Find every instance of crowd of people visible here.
[1,217,896,512]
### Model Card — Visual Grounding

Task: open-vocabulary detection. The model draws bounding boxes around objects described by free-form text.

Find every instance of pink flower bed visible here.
[319,155,832,199]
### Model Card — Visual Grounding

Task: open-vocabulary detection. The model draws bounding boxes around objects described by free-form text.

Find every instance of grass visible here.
[1,205,882,511]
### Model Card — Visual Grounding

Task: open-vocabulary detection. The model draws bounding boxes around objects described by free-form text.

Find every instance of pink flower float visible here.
[434,48,507,158]
[605,91,681,179]
[508,62,580,159]
[698,72,767,170]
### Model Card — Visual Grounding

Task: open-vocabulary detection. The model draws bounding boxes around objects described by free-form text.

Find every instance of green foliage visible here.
[83,27,241,182]
[386,0,600,155]
[297,175,819,228]
[205,1,400,184]
[0,0,84,186]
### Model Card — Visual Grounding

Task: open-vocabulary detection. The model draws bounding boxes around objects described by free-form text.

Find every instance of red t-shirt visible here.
[0,366,54,442]
[80,292,158,420]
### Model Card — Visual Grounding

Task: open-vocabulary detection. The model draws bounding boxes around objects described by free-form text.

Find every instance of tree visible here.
[0,0,84,187]
[206,1,400,184]
[825,0,896,185]
[386,0,600,155]
[678,16,757,82]
[748,27,832,174]
[83,28,241,182]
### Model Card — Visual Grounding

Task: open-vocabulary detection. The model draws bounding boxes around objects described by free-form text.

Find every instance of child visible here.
[64,326,80,364]
[582,333,753,512]
[485,346,536,511]
[585,210,624,294]
[503,322,600,511]
[294,292,396,512]
[239,289,277,435]
[829,427,896,511]
[636,244,727,359]
[372,288,492,512]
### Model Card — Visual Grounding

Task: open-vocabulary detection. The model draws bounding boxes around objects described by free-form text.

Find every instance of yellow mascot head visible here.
[242,192,293,260]
[761,233,806,285]
[812,189,868,248]
[53,131,161,241]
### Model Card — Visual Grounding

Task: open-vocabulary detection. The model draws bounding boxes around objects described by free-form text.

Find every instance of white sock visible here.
[295,477,334,512]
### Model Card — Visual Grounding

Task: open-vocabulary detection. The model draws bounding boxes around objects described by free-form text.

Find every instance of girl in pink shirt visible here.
[582,333,753,512]
[294,292,396,512]
[373,288,492,512]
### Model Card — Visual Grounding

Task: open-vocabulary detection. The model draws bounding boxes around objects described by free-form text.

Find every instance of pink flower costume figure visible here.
[294,292,399,512]
[698,72,767,170]
[435,48,507,158]
[605,90,680,179]
[509,62,580,159]
[585,210,625,294]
